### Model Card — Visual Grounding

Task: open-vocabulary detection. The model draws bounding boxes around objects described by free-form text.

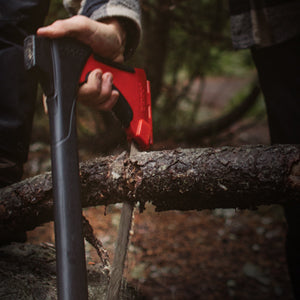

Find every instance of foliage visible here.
[165,0,232,77]
[139,0,254,85]
[45,0,69,25]
[137,0,258,142]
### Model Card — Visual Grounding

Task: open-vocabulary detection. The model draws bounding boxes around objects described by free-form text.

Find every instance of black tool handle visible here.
[112,85,133,128]
[24,36,91,300]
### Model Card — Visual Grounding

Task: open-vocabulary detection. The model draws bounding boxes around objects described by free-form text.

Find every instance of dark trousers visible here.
[0,0,50,186]
[252,35,300,299]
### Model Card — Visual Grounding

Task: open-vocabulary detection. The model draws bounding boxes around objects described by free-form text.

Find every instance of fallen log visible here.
[0,145,299,240]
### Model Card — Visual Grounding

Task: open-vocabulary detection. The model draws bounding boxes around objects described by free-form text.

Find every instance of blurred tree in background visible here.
[32,0,263,156]
[45,0,68,23]
[137,0,260,144]
[141,0,231,103]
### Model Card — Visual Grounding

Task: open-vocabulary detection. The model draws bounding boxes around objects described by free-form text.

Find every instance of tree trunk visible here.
[142,1,171,104]
[0,145,299,239]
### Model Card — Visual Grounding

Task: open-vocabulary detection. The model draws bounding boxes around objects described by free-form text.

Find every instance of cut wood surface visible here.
[1,145,299,240]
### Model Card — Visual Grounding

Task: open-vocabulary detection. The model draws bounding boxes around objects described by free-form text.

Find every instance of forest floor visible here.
[25,76,294,299]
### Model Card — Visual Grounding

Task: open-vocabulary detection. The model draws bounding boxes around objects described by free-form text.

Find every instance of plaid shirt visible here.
[229,0,300,49]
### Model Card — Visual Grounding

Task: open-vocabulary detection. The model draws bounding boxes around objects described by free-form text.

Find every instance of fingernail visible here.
[96,72,102,81]
[112,92,119,101]
[105,73,113,83]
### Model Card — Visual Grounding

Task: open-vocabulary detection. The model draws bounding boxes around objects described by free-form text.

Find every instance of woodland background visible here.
[23,0,293,299]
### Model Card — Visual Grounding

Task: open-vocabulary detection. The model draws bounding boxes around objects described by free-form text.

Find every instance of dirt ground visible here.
[26,77,295,299]
[27,198,293,300]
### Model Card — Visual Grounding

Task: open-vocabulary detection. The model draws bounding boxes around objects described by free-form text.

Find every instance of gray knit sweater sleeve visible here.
[63,0,141,59]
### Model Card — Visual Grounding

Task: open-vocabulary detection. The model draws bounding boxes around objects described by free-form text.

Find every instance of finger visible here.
[78,70,118,111]
[93,72,115,109]
[37,16,93,39]
[100,72,114,99]
[86,69,102,92]
[97,90,119,111]
[37,20,72,37]
[78,69,102,105]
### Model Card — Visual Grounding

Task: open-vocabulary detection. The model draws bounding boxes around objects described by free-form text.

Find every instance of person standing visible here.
[229,1,300,298]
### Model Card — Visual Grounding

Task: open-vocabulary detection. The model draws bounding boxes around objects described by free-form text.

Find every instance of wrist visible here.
[101,17,127,53]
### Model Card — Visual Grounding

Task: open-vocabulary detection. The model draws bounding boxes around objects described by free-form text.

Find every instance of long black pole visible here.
[24,36,91,299]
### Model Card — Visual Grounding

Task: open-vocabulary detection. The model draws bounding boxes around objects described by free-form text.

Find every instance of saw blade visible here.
[106,143,138,300]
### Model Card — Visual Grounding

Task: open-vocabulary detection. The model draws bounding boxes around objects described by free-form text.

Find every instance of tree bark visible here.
[1,145,300,239]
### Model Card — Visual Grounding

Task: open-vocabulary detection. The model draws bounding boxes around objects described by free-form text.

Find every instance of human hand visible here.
[37,16,126,110]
